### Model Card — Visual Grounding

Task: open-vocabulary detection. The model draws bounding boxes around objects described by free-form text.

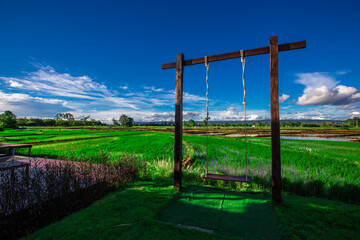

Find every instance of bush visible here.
[0,155,138,239]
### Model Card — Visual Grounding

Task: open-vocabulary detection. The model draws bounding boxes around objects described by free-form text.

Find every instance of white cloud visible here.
[144,86,164,92]
[280,104,360,120]
[296,72,339,94]
[183,92,206,103]
[351,92,360,99]
[9,80,23,88]
[143,111,200,122]
[295,72,360,106]
[336,70,351,75]
[0,91,70,117]
[279,93,290,103]
[0,64,208,120]
[212,107,267,121]
[0,65,114,99]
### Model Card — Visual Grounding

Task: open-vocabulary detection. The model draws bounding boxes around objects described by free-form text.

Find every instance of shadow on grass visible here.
[158,186,283,240]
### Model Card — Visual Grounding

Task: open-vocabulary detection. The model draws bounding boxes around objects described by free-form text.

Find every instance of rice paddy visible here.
[2,126,360,203]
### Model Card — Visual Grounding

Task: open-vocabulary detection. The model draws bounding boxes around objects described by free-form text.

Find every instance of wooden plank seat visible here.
[203,173,251,183]
[0,143,32,157]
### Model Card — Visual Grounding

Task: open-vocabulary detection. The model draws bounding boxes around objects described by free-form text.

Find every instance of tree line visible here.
[0,110,359,129]
[0,111,135,129]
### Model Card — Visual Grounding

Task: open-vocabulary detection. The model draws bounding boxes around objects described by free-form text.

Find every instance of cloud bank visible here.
[296,72,360,108]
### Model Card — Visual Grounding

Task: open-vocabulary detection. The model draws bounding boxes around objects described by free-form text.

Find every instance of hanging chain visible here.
[240,50,248,181]
[205,56,210,177]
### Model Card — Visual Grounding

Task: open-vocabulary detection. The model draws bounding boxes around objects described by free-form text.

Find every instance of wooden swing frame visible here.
[162,36,306,204]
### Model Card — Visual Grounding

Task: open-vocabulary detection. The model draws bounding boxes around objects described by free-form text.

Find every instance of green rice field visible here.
[2,126,360,203]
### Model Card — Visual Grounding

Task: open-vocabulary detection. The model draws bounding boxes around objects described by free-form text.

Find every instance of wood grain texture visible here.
[269,36,282,204]
[174,53,184,190]
[162,40,306,69]
[203,173,251,183]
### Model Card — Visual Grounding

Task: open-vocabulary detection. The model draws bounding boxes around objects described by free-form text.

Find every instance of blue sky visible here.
[0,0,359,122]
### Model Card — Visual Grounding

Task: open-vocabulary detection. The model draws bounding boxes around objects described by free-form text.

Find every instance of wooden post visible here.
[9,147,15,156]
[270,36,282,204]
[26,165,30,187]
[174,53,184,190]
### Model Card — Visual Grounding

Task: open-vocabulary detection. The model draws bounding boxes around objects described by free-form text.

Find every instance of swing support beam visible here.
[162,36,306,204]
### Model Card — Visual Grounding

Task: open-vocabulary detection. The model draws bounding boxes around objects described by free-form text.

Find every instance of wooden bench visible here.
[0,143,32,157]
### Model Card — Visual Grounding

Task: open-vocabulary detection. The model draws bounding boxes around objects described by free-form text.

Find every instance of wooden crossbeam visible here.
[162,40,306,69]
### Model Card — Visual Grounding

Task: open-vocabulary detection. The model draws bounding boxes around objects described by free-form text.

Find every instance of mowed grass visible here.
[159,186,283,239]
[25,182,231,240]
[25,182,360,240]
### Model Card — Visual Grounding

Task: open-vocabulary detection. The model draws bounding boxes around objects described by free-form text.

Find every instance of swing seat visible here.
[203,173,251,183]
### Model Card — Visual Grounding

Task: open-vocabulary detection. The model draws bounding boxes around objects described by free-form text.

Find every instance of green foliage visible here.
[188,119,196,127]
[0,110,17,128]
[302,123,320,127]
[16,118,103,126]
[55,112,74,121]
[119,114,134,127]
[112,118,119,126]
[344,117,359,128]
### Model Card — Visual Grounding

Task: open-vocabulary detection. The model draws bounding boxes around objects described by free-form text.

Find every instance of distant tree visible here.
[112,118,119,126]
[188,119,196,127]
[56,113,74,121]
[55,112,74,126]
[55,113,65,120]
[25,118,38,126]
[119,114,134,127]
[43,119,56,126]
[16,118,26,126]
[63,113,74,121]
[202,120,208,127]
[81,115,90,126]
[0,111,17,128]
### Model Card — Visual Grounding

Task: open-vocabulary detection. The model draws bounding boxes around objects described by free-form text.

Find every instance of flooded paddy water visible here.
[194,133,360,142]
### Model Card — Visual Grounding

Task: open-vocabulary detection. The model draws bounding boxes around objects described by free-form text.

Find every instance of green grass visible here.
[2,127,360,202]
[277,194,360,239]
[25,182,360,240]
[2,126,358,239]
[25,182,231,240]
[159,186,283,239]
[12,131,174,163]
[183,135,360,203]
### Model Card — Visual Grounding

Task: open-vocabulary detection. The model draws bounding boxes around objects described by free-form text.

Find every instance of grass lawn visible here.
[26,182,360,240]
